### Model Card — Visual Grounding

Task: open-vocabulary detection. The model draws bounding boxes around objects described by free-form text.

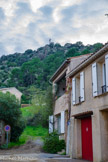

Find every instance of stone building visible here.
[49,54,91,153]
[50,43,108,162]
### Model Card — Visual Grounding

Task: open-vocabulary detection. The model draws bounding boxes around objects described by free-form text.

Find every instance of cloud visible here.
[0,7,5,22]
[0,0,108,55]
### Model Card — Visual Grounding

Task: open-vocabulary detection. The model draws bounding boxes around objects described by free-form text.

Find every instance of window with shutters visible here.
[72,71,85,105]
[76,74,81,103]
[92,54,108,96]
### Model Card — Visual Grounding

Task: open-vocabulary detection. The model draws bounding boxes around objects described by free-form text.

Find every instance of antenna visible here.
[49,38,51,44]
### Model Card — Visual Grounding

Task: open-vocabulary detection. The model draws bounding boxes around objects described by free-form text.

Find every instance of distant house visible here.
[0,87,22,103]
[0,87,22,145]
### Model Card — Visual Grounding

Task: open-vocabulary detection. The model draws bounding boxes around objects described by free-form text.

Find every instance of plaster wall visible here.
[54,94,68,115]
[70,52,108,162]
[71,53,108,116]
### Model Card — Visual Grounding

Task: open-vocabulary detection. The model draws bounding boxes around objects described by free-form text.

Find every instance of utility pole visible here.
[49,38,51,44]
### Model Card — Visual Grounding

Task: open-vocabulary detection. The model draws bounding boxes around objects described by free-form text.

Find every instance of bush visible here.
[11,119,25,142]
[0,92,25,142]
[43,131,65,153]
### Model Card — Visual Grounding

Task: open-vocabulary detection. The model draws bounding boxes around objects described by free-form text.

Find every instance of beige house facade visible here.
[0,87,22,103]
[67,43,108,162]
[50,43,108,162]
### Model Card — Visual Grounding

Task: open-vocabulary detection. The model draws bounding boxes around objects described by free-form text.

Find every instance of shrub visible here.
[0,92,25,142]
[43,131,65,153]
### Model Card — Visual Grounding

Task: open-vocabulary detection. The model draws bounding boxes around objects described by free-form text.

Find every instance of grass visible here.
[8,125,48,148]
[21,106,34,119]
[8,106,48,148]
[20,125,48,141]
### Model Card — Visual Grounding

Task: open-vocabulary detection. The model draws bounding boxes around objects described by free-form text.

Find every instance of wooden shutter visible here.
[80,71,85,102]
[105,54,108,91]
[92,63,98,96]
[49,115,53,133]
[72,78,76,105]
[102,63,106,86]
[61,111,65,133]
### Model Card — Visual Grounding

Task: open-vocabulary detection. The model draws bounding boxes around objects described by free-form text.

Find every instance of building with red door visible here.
[50,42,108,162]
[67,43,108,162]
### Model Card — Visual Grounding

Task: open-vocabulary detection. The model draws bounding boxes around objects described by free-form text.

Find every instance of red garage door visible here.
[81,117,93,161]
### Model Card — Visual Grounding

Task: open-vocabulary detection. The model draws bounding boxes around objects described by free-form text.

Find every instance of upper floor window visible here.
[72,71,85,105]
[92,54,108,96]
[53,75,66,99]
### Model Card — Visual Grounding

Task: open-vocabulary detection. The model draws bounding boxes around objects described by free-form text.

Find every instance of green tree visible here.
[21,58,42,87]
[28,86,53,127]
[0,92,25,142]
[81,49,90,55]
[65,47,80,57]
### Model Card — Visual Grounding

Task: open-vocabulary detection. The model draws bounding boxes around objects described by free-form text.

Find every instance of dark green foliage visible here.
[21,94,29,104]
[0,92,25,142]
[11,119,25,142]
[81,49,90,55]
[43,131,65,153]
[65,47,80,57]
[28,86,53,128]
[0,42,103,92]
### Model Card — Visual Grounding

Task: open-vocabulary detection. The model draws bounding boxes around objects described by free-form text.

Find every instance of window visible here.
[92,54,108,96]
[57,111,65,134]
[72,71,85,105]
[102,63,106,93]
[54,75,66,99]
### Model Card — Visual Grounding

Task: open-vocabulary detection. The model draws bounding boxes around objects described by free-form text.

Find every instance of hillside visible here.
[0,41,103,101]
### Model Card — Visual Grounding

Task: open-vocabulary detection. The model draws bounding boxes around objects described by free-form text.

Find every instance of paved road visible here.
[0,153,89,162]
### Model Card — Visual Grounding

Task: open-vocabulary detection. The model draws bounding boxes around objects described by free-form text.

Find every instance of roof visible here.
[50,54,92,82]
[0,87,22,95]
[66,43,108,78]
[50,58,70,82]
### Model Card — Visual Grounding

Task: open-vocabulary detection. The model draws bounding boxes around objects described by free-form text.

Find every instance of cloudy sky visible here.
[0,0,108,55]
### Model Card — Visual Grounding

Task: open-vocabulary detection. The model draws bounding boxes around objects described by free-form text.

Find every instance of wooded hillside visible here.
[0,41,103,102]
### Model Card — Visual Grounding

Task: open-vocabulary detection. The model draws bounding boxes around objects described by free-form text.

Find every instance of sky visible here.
[0,0,108,56]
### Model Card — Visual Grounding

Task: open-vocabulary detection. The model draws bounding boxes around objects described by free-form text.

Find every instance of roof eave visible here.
[50,58,70,82]
[66,43,108,78]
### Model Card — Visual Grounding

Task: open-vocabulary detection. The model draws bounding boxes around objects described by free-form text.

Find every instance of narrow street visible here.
[0,138,70,162]
[0,152,89,162]
[0,139,89,162]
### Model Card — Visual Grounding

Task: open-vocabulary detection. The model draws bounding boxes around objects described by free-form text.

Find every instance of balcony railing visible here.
[101,85,106,94]
[79,96,81,103]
